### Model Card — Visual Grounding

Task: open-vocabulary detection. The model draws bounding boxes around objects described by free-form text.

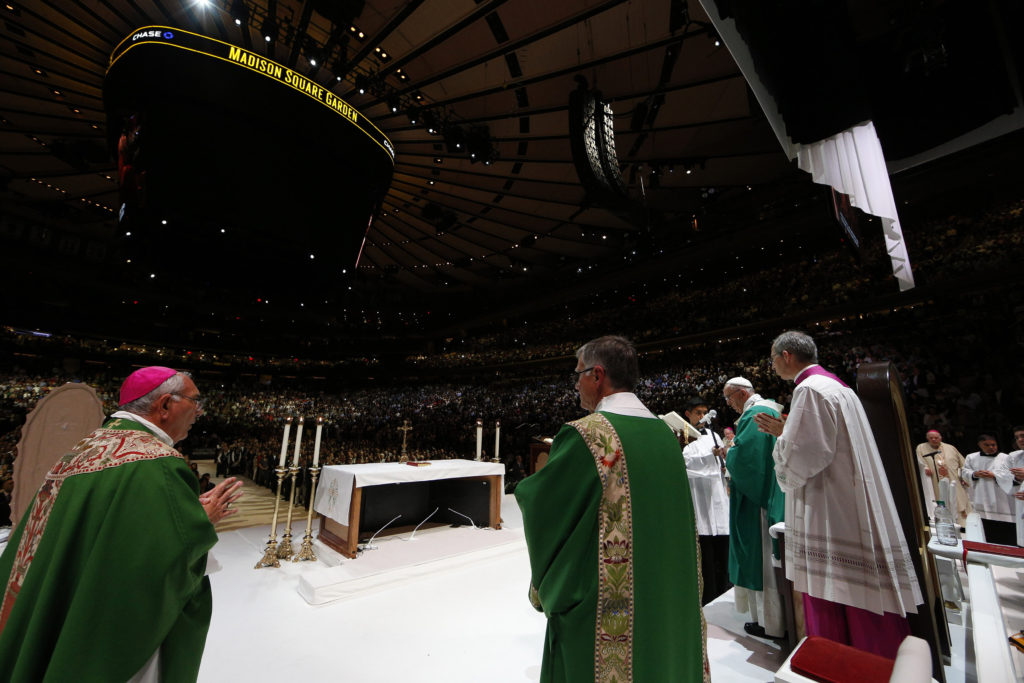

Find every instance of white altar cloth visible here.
[314,459,505,523]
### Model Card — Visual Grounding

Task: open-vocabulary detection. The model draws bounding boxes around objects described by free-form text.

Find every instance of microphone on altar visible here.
[359,514,402,553]
[448,507,479,530]
[404,507,439,542]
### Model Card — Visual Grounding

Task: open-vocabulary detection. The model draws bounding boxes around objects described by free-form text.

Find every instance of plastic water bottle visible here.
[934,500,958,546]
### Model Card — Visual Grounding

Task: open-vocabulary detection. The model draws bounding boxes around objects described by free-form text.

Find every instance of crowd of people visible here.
[2,194,1021,511]
[2,288,1020,507]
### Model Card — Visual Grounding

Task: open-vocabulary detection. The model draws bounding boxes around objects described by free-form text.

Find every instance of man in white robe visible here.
[962,433,1016,545]
[681,398,731,605]
[755,331,923,660]
[1008,426,1024,546]
[915,429,971,525]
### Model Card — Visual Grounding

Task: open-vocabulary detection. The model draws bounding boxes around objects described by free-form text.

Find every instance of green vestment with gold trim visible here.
[515,411,708,683]
[726,404,785,590]
[0,417,218,682]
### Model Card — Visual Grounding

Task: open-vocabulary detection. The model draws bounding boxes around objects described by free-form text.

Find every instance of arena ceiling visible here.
[1,0,1021,353]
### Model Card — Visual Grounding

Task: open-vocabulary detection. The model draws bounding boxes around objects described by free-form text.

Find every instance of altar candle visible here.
[278,417,293,467]
[476,419,483,461]
[494,420,501,461]
[312,416,324,467]
[292,416,304,466]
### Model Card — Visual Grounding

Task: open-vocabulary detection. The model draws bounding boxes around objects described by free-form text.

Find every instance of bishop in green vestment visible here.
[515,336,709,683]
[0,367,241,682]
[722,377,785,639]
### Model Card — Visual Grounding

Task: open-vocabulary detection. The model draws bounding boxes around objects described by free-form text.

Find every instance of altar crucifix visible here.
[397,419,414,462]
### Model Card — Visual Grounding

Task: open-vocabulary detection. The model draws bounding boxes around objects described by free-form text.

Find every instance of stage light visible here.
[387,95,400,113]
[354,74,369,95]
[261,16,277,43]
[229,0,248,25]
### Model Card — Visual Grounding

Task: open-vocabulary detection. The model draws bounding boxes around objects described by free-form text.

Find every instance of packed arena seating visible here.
[2,198,1021,497]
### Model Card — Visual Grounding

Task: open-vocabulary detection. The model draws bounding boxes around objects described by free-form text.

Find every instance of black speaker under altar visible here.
[103,26,394,292]
[358,479,492,536]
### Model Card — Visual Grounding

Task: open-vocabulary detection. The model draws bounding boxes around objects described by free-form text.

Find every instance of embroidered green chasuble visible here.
[0,418,218,682]
[726,404,785,590]
[515,411,708,683]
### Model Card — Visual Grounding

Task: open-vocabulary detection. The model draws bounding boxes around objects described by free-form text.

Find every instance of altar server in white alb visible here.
[962,433,1016,545]
[755,331,922,660]
[1008,426,1024,546]
[680,397,731,605]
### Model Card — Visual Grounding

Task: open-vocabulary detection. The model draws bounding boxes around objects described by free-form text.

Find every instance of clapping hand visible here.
[200,476,244,524]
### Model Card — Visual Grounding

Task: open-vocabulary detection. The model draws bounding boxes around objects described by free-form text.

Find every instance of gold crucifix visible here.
[397,419,413,461]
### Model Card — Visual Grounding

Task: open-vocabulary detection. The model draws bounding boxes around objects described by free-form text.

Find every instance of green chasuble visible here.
[725,403,785,591]
[0,417,218,682]
[515,410,708,683]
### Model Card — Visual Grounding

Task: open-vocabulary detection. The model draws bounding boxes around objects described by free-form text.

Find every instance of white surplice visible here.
[1011,450,1024,546]
[682,429,730,536]
[961,451,1014,522]
[773,373,923,616]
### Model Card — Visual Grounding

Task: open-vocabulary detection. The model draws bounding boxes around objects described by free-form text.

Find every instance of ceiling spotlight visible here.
[229,0,248,25]
[354,74,369,95]
[310,58,316,66]
[261,16,277,43]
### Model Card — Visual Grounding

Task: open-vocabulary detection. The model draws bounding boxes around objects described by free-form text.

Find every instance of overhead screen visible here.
[104,27,394,292]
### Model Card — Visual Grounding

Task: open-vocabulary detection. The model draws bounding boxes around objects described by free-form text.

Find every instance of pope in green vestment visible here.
[516,391,708,682]
[0,417,218,682]
[725,395,785,591]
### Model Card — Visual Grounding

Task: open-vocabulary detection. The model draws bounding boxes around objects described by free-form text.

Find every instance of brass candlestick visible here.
[294,465,322,562]
[255,466,289,569]
[277,464,301,559]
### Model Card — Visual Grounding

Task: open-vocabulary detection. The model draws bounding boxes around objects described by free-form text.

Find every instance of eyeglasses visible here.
[573,366,595,381]
[173,393,204,412]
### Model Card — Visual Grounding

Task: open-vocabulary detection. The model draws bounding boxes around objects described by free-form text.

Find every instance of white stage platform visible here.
[201,493,790,682]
